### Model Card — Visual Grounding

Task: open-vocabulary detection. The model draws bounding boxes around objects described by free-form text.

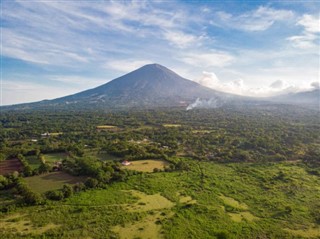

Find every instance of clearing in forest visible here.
[43,153,68,163]
[219,194,249,210]
[122,159,169,172]
[113,190,189,239]
[124,190,175,212]
[284,226,320,238]
[24,172,86,193]
[25,156,41,170]
[96,125,118,132]
[162,124,181,127]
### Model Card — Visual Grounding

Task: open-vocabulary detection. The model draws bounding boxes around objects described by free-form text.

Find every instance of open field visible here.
[162,124,181,128]
[2,161,319,238]
[49,132,63,136]
[25,156,41,170]
[43,153,68,163]
[96,125,119,132]
[96,125,117,129]
[0,159,23,175]
[219,194,249,210]
[0,213,60,235]
[24,172,86,193]
[122,159,169,172]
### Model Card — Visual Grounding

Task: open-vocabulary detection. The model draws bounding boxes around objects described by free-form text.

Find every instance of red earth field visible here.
[0,159,23,175]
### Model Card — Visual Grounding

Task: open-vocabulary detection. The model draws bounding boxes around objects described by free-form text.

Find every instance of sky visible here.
[1,0,319,105]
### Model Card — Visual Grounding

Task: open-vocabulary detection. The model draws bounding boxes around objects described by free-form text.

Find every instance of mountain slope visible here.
[5,64,239,110]
[56,64,229,106]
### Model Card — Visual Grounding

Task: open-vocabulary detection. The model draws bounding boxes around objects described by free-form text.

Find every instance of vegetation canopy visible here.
[0,105,319,238]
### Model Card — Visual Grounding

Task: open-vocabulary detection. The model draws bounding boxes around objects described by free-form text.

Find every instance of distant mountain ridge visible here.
[270,89,320,109]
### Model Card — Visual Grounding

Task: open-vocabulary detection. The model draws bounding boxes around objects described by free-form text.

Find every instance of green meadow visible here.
[1,160,319,239]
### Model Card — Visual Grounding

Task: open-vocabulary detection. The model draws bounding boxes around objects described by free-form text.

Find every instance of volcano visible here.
[8,63,237,110]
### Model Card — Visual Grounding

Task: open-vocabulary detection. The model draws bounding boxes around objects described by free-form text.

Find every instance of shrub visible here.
[45,190,65,201]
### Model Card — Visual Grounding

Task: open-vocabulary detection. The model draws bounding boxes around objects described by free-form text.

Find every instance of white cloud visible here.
[288,14,320,49]
[214,6,294,31]
[297,14,320,33]
[180,51,234,68]
[194,71,312,97]
[163,31,200,48]
[1,1,204,67]
[287,34,317,49]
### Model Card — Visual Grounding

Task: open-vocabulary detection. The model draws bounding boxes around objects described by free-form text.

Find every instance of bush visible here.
[85,178,99,188]
[45,190,65,201]
[62,184,73,198]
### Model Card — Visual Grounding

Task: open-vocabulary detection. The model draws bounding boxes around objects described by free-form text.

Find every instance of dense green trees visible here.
[1,106,319,165]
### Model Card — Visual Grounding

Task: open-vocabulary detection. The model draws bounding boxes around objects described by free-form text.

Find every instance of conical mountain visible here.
[3,63,241,110]
[48,63,232,108]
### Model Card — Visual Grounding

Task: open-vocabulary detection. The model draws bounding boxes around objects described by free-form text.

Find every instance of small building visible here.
[41,132,50,137]
[122,160,131,166]
[53,161,63,171]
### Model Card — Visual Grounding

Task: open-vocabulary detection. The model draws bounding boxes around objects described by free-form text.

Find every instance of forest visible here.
[0,104,319,238]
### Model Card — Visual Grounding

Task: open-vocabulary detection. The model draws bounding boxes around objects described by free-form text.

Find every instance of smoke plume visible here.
[186,97,223,110]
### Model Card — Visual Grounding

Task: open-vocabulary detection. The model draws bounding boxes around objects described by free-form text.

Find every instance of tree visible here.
[45,190,64,201]
[0,175,9,190]
[38,162,51,173]
[85,178,99,188]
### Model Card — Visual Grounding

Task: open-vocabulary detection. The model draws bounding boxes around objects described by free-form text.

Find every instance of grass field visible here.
[25,156,41,170]
[162,124,181,128]
[0,213,60,235]
[1,161,320,239]
[96,125,117,129]
[122,159,169,172]
[24,172,86,193]
[43,153,68,164]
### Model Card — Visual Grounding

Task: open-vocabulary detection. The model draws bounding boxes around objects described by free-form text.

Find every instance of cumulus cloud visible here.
[311,81,320,89]
[270,80,284,89]
[194,72,311,97]
[297,14,320,33]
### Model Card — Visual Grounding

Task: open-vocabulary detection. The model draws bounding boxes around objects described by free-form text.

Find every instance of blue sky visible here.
[1,0,319,105]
